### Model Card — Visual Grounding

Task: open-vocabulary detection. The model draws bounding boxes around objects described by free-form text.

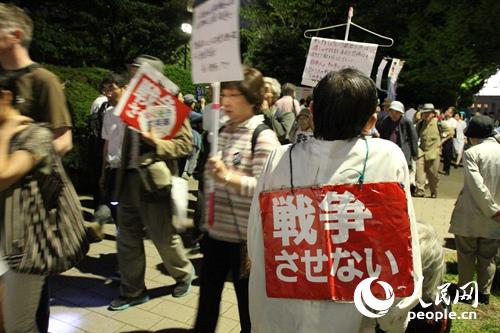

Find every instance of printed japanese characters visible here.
[114,63,189,139]
[260,182,415,301]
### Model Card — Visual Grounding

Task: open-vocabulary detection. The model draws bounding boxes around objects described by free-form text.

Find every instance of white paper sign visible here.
[191,0,243,84]
[302,37,378,87]
[376,58,388,90]
[388,58,405,84]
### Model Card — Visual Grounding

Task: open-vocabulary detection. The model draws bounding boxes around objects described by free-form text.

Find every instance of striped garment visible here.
[205,114,280,243]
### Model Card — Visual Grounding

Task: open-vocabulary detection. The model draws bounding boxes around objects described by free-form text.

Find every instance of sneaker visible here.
[108,291,149,311]
[412,192,425,198]
[430,193,438,199]
[173,267,195,298]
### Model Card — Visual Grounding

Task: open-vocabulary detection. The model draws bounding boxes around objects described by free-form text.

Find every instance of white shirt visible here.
[101,106,126,168]
[90,95,108,114]
[444,117,458,130]
[275,95,301,117]
[247,138,423,333]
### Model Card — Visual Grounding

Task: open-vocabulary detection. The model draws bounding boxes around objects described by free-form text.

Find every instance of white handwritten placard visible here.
[191,0,243,84]
[302,37,378,87]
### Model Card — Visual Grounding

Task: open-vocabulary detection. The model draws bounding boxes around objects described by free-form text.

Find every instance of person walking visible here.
[378,100,418,171]
[414,103,440,198]
[194,67,280,333]
[108,56,195,311]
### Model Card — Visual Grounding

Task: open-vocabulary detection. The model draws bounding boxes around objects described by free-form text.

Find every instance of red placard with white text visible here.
[259,182,415,301]
[114,63,190,140]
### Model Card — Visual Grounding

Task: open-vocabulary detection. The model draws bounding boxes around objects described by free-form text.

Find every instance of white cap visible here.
[389,101,405,114]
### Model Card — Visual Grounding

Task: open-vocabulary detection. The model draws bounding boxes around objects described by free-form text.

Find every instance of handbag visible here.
[2,147,89,275]
[137,152,172,195]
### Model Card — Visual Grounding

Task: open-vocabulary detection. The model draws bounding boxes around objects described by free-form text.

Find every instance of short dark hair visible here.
[313,68,377,140]
[102,72,127,89]
[0,75,19,106]
[281,83,296,97]
[221,67,264,114]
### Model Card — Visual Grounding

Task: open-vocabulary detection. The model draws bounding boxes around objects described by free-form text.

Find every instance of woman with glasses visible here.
[194,67,280,333]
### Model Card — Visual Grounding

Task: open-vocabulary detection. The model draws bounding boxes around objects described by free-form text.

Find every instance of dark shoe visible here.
[108,291,149,311]
[173,267,195,298]
[412,192,425,198]
[86,222,104,242]
[430,193,438,199]
[439,170,450,176]
[478,293,490,305]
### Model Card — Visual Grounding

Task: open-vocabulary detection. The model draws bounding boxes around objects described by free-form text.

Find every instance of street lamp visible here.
[181,23,192,69]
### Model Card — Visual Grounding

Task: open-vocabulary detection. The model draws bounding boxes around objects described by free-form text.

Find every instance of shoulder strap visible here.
[251,123,270,155]
[0,63,42,82]
[97,101,109,115]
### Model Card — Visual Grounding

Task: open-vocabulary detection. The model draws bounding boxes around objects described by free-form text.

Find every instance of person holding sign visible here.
[247,69,422,333]
[108,57,195,311]
[194,67,280,333]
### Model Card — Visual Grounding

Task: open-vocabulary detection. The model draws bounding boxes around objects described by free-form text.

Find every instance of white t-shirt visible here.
[444,117,458,130]
[90,95,108,114]
[101,106,126,168]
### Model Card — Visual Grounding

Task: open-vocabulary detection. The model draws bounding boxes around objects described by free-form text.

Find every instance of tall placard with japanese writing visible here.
[114,63,190,139]
[302,37,378,87]
[191,0,243,84]
[259,182,415,301]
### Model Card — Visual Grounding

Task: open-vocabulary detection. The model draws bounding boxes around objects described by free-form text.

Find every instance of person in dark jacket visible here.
[378,101,418,169]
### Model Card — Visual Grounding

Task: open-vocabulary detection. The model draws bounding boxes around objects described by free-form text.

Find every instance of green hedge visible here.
[45,64,197,192]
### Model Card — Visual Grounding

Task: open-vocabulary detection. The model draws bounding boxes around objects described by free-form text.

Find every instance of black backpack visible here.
[87,101,109,137]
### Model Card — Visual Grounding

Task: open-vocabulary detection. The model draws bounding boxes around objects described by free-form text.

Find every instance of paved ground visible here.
[48,164,464,333]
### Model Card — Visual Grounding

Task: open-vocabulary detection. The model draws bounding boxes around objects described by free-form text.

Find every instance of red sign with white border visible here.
[114,63,190,140]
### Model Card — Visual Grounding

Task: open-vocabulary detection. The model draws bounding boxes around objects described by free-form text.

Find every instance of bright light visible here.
[110,201,119,206]
[181,23,192,34]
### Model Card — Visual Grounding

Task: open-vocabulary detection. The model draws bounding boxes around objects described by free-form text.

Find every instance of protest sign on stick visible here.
[191,0,243,226]
[376,58,389,90]
[114,63,190,139]
[302,38,378,87]
[191,0,243,84]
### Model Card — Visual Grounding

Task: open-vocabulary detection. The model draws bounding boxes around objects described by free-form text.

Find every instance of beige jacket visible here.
[115,119,193,196]
[417,118,441,160]
[449,137,500,239]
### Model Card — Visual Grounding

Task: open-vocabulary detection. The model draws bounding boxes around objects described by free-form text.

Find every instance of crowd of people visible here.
[0,3,499,333]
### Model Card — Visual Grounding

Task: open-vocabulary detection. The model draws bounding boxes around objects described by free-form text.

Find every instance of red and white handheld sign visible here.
[114,63,190,140]
[259,182,414,301]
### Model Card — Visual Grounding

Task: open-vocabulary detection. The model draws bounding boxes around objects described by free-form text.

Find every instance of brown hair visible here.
[221,67,264,114]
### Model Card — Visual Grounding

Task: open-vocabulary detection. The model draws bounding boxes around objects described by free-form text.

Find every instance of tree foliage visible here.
[241,0,500,107]
[13,0,191,69]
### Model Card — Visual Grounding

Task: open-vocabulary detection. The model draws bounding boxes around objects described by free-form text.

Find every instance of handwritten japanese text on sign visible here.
[302,37,378,87]
[191,0,243,84]
[114,63,189,140]
[259,182,414,301]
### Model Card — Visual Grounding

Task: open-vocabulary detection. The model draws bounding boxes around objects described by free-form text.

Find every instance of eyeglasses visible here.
[221,93,243,99]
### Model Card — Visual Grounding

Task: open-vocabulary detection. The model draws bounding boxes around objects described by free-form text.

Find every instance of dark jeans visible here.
[194,236,251,333]
[101,167,118,221]
[442,139,453,172]
[36,279,50,333]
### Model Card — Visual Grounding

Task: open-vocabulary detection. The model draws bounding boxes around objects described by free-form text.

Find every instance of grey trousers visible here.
[455,235,499,294]
[117,171,192,297]
[2,270,44,333]
[415,156,440,195]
